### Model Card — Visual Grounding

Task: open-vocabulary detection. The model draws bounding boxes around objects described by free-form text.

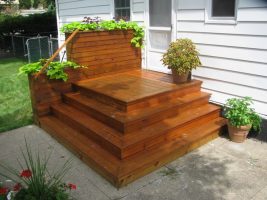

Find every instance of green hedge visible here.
[0,11,57,35]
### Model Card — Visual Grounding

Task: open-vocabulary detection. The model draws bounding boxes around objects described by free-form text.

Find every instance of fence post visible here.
[11,34,15,56]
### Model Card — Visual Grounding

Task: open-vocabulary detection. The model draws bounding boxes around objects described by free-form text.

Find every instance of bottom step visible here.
[40,116,225,187]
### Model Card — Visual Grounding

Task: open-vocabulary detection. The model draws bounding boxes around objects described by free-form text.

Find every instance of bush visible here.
[0,11,57,36]
[161,38,201,75]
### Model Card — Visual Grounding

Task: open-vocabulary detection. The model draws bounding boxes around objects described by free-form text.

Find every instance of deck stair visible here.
[39,70,225,187]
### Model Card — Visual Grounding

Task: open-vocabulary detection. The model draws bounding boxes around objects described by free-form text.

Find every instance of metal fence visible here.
[0,34,59,63]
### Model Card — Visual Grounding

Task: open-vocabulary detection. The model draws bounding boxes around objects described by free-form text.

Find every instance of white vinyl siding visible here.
[177,0,267,117]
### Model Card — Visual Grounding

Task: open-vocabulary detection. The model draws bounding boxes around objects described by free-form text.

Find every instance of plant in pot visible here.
[161,38,201,84]
[224,96,262,143]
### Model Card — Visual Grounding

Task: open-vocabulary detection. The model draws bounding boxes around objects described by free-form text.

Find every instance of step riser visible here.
[51,106,122,159]
[74,83,201,112]
[122,110,220,159]
[64,94,210,134]
[118,129,221,186]
[52,104,219,160]
[41,115,220,187]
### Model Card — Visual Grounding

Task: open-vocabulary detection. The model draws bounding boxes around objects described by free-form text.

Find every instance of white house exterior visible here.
[55,0,267,117]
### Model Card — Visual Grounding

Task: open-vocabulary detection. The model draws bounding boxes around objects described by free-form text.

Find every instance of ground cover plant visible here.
[0,58,32,132]
[19,59,81,81]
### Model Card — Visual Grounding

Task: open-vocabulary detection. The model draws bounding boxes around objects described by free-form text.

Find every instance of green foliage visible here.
[19,0,31,9]
[161,38,201,75]
[0,12,57,35]
[0,139,75,200]
[19,59,81,81]
[224,97,262,132]
[61,19,145,48]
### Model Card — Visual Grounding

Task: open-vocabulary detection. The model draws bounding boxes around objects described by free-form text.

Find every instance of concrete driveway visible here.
[1,125,267,200]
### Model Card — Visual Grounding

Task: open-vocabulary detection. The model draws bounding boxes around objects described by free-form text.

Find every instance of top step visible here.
[73,74,202,112]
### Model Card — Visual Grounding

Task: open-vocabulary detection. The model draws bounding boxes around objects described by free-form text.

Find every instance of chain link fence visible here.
[0,33,59,62]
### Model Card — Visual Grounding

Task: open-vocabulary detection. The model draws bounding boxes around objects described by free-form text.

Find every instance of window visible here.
[211,0,236,18]
[114,0,130,21]
[149,0,172,27]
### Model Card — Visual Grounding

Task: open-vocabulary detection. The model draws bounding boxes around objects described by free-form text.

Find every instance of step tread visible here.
[74,74,201,105]
[39,115,225,184]
[64,91,210,124]
[51,103,220,149]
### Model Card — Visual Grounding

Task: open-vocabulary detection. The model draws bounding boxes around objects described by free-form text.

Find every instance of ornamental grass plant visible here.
[0,139,76,200]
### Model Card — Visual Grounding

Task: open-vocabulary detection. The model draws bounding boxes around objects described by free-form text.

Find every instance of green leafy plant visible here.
[19,59,82,81]
[0,139,76,200]
[161,38,201,75]
[60,18,144,48]
[224,97,262,132]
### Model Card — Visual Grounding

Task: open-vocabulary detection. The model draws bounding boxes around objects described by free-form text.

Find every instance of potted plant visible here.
[224,96,262,143]
[161,38,201,84]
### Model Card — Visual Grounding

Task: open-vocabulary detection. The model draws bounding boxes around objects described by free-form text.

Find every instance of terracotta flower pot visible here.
[227,121,252,143]
[171,69,190,84]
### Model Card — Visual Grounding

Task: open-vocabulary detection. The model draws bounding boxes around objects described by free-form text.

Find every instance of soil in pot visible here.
[171,69,190,84]
[227,121,252,143]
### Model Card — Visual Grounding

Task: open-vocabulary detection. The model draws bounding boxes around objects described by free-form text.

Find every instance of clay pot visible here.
[171,69,190,84]
[227,121,252,143]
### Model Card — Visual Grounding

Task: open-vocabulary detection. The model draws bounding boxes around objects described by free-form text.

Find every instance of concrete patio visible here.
[1,125,267,200]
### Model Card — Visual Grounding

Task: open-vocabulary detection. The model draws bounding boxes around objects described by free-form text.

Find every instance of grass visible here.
[0,57,33,132]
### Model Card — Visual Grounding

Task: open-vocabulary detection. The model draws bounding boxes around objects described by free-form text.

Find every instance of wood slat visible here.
[64,91,210,134]
[40,115,225,187]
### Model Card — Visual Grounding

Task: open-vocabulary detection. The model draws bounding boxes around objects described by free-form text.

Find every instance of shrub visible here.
[161,38,201,75]
[0,11,57,36]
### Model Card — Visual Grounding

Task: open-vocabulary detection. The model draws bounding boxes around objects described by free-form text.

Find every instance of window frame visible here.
[205,0,238,24]
[113,0,132,21]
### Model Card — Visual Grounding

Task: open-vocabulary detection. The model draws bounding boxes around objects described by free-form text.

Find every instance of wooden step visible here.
[51,103,220,159]
[73,74,202,112]
[39,115,225,187]
[63,91,210,133]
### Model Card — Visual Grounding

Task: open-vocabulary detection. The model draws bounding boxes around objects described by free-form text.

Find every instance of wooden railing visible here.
[34,29,79,79]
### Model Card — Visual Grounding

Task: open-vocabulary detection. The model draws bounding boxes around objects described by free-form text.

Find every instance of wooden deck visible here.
[38,69,226,187]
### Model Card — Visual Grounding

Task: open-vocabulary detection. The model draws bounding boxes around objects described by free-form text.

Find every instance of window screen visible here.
[149,0,172,27]
[115,0,130,21]
[212,0,236,17]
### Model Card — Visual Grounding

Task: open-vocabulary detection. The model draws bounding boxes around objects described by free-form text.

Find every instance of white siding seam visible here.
[177,20,204,22]
[177,30,267,38]
[200,86,267,105]
[58,0,85,4]
[238,6,267,9]
[60,12,111,17]
[199,54,267,65]
[193,75,267,92]
[200,65,267,78]
[60,5,109,11]
[195,42,267,51]
[199,54,267,64]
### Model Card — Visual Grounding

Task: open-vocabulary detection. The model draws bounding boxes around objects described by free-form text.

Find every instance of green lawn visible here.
[0,58,33,132]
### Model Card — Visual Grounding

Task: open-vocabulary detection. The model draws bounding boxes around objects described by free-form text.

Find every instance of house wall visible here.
[177,0,267,117]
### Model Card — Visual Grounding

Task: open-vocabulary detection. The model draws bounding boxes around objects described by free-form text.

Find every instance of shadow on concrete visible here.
[135,148,234,200]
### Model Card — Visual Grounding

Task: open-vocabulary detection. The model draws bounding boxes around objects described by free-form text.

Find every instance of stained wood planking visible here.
[74,74,202,112]
[33,69,226,187]
[40,115,225,187]
[63,91,210,134]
